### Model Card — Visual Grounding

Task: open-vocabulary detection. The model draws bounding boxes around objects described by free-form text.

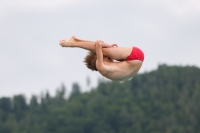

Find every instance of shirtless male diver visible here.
[59,36,144,81]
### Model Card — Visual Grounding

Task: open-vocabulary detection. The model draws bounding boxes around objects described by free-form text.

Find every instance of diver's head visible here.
[84,51,98,71]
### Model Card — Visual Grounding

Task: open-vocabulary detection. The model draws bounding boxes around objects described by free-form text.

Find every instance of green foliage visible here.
[0,65,200,133]
[70,82,81,99]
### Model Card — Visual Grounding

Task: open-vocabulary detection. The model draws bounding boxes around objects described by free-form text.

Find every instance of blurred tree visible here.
[45,90,51,104]
[0,97,11,112]
[86,76,91,87]
[0,97,11,121]
[56,83,66,100]
[29,95,38,111]
[12,95,27,121]
[70,82,81,99]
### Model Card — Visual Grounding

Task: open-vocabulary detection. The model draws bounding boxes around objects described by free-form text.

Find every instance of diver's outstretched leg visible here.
[59,36,97,51]
[59,36,132,60]
[59,36,112,52]
[72,36,93,43]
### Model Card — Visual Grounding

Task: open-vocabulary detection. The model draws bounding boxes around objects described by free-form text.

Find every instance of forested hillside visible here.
[0,65,200,133]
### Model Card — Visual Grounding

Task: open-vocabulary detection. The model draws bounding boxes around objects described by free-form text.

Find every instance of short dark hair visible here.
[84,51,98,71]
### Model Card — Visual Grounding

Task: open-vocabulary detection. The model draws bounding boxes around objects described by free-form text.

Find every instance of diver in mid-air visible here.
[59,36,144,81]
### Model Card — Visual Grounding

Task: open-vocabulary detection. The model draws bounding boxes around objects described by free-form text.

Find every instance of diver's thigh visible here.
[102,47,132,60]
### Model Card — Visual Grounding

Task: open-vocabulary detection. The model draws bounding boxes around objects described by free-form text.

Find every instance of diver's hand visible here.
[110,44,118,47]
[96,40,118,48]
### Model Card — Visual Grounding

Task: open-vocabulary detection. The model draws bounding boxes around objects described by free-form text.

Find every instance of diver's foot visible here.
[71,36,79,42]
[59,36,75,47]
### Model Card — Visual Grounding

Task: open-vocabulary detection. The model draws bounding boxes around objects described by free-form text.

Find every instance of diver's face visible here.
[103,56,112,62]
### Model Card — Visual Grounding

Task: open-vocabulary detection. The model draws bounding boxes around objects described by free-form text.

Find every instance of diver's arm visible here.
[95,41,113,76]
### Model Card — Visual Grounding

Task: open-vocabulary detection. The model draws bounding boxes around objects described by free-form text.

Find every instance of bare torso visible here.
[100,59,143,81]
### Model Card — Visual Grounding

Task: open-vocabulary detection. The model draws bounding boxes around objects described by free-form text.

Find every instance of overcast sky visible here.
[0,0,200,98]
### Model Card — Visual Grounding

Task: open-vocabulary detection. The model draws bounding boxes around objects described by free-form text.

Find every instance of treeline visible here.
[0,65,200,133]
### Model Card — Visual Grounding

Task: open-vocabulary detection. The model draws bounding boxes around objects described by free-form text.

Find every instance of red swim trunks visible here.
[126,47,144,62]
